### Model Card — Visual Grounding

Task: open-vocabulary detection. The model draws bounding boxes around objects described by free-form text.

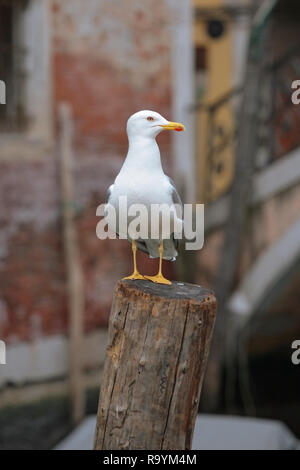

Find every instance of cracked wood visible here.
[94,279,217,450]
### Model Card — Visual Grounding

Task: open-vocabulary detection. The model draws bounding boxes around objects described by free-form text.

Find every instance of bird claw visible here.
[123,272,146,281]
[145,274,172,285]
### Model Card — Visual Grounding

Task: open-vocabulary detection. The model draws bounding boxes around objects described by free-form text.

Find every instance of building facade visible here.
[0,0,184,411]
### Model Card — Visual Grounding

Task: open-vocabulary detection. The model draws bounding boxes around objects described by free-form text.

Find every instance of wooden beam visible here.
[94,279,216,450]
[59,103,84,425]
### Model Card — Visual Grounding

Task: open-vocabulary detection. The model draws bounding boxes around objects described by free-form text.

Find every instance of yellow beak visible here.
[160,121,185,132]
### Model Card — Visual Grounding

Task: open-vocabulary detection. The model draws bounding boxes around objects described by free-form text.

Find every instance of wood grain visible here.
[94,279,217,450]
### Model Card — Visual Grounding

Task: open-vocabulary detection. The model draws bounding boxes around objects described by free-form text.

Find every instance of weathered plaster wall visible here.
[0,0,175,390]
[52,0,173,151]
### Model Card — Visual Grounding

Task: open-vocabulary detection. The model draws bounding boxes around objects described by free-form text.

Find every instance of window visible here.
[194,46,207,101]
[0,0,27,131]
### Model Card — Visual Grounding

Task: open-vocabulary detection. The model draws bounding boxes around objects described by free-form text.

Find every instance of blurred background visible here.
[0,0,300,449]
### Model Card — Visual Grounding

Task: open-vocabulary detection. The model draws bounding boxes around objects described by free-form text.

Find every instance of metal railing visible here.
[193,43,300,202]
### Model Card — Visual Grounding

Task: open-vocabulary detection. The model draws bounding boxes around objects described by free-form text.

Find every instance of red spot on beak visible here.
[175,127,183,132]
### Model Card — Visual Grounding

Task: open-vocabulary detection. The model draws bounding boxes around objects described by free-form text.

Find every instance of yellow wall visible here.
[193,0,235,202]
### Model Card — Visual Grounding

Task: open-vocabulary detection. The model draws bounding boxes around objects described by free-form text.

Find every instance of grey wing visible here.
[136,236,178,260]
[105,184,114,204]
[104,184,114,222]
[167,176,184,252]
[136,239,150,255]
[138,177,183,257]
[105,180,180,257]
[167,176,183,212]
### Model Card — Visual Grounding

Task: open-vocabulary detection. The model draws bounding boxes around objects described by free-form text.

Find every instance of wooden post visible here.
[59,103,85,425]
[94,279,216,450]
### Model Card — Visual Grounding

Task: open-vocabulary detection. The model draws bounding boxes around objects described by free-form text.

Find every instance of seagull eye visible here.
[147,116,154,121]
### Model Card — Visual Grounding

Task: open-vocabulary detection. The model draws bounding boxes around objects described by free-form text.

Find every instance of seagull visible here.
[105,110,184,285]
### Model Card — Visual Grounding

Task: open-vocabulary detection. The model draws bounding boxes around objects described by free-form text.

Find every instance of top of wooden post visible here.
[117,279,216,304]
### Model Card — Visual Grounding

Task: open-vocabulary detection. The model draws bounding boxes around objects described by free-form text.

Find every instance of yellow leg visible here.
[123,240,145,281]
[145,241,171,285]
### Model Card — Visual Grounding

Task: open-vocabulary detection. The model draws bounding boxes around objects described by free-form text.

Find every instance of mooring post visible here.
[59,103,85,425]
[94,279,217,450]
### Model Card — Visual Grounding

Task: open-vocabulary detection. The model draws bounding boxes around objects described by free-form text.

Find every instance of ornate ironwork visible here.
[194,44,300,202]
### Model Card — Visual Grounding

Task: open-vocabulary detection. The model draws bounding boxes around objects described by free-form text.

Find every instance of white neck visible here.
[120,135,163,174]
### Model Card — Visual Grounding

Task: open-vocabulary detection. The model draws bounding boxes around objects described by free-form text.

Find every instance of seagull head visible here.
[126,110,184,140]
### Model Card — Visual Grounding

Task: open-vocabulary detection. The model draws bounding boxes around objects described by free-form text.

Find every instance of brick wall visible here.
[0,0,174,346]
[52,0,172,151]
